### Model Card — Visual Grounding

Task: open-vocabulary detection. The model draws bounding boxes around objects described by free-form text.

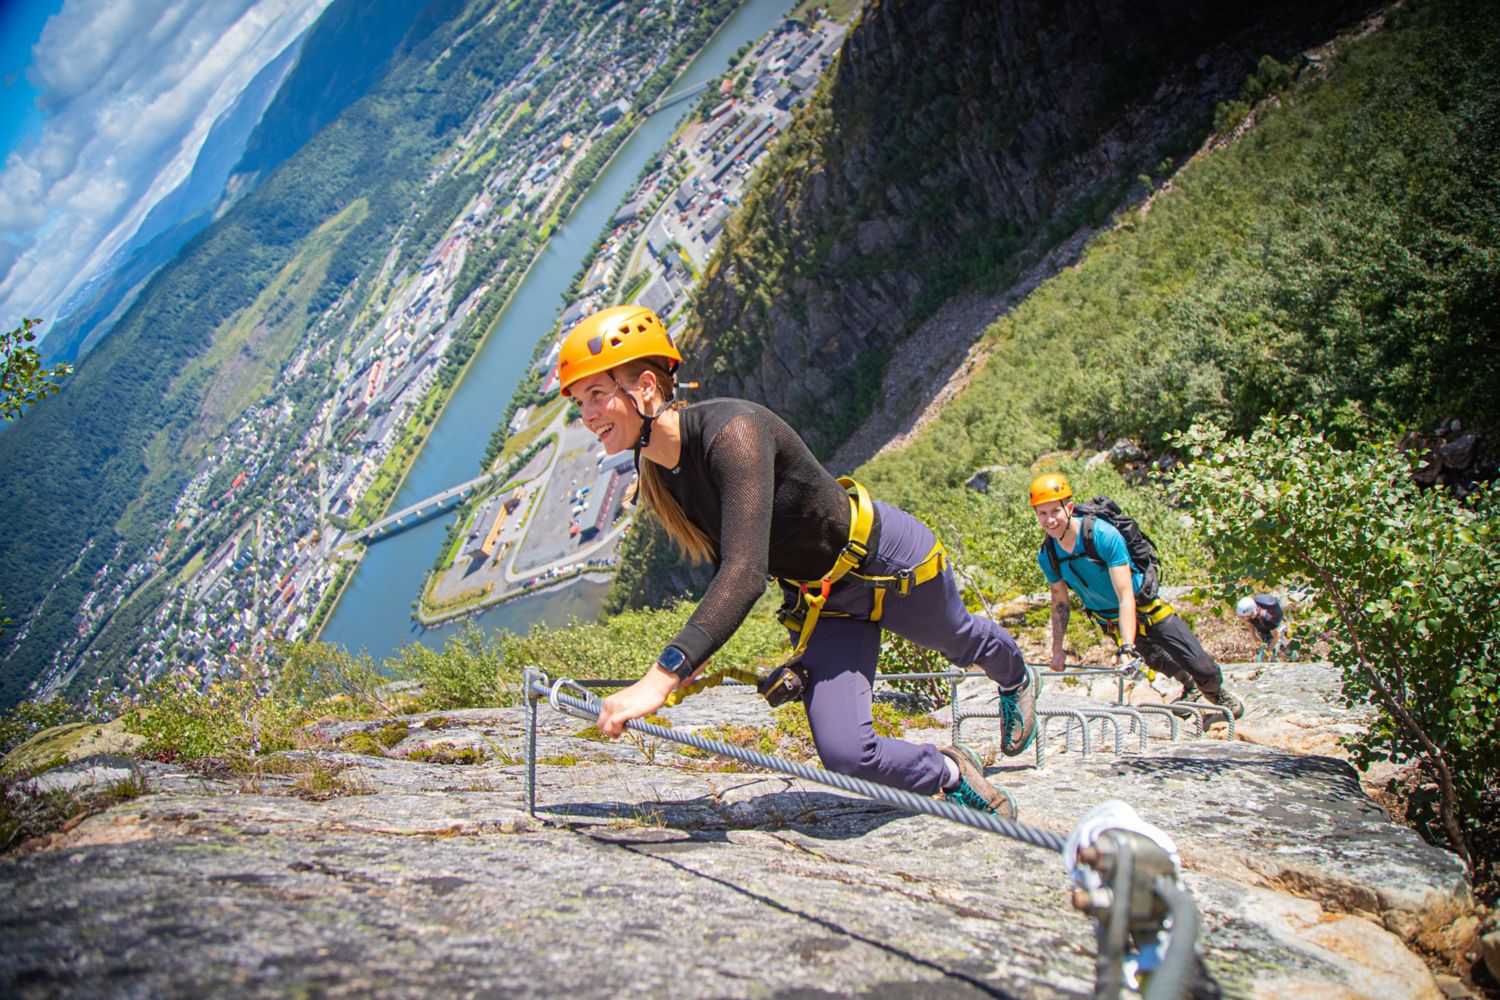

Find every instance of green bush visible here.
[391,624,516,710]
[124,642,392,760]
[0,697,81,755]
[1170,414,1499,874]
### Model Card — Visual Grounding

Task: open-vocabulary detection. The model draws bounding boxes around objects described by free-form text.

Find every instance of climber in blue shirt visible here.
[1029,472,1243,718]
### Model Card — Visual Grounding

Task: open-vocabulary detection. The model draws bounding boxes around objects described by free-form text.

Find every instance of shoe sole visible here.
[1000,665,1038,757]
[943,744,1018,819]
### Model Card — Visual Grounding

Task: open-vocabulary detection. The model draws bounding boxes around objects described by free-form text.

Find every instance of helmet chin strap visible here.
[609,373,661,476]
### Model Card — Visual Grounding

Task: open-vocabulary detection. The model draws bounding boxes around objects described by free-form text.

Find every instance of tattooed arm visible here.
[1049,580,1071,671]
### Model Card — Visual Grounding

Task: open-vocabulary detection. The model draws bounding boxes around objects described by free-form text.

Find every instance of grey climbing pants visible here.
[792,502,1026,795]
[1136,613,1225,695]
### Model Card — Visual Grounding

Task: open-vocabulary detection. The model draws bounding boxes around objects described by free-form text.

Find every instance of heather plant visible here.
[124,642,390,760]
[1169,414,1500,872]
[0,697,81,755]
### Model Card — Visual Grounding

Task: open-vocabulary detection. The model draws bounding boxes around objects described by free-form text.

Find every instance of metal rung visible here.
[1132,704,1182,741]
[1171,700,1236,740]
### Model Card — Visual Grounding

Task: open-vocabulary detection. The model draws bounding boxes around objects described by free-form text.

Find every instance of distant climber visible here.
[1236,593,1286,656]
[1028,472,1244,718]
[556,304,1036,817]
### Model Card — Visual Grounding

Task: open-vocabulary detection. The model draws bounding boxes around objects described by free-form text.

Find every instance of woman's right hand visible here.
[597,665,679,737]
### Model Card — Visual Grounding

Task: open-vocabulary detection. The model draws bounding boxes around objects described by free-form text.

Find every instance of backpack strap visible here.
[1078,514,1104,568]
[1047,519,1104,592]
[1045,536,1063,581]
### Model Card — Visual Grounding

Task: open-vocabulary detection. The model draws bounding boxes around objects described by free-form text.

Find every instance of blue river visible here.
[321,0,794,662]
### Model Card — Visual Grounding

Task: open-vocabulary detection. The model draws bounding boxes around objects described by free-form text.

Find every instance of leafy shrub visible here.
[1170,415,1499,874]
[0,697,81,755]
[391,626,516,710]
[124,642,394,760]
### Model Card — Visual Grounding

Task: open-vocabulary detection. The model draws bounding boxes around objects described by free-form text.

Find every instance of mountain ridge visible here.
[682,0,1383,459]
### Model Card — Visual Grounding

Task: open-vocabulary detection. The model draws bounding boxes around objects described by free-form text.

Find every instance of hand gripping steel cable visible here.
[522,668,1209,999]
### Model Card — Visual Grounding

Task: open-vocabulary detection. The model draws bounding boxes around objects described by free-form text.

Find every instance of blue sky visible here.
[0,0,334,335]
[0,0,64,162]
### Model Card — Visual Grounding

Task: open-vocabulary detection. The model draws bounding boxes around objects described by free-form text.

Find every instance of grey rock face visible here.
[0,663,1465,998]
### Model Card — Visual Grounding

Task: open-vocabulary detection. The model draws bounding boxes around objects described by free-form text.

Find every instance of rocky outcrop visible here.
[0,662,1476,997]
[687,0,1379,461]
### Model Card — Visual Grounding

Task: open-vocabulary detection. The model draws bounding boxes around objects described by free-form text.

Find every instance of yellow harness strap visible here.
[665,478,946,707]
[1088,597,1176,639]
[780,477,945,659]
[663,664,761,708]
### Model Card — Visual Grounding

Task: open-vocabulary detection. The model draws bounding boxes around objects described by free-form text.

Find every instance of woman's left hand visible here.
[597,665,678,737]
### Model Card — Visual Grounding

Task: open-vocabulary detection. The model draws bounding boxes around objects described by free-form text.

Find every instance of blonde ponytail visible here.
[614,360,716,564]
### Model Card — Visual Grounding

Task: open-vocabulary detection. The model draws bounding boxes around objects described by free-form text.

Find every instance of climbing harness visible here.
[1080,600,1180,694]
[665,477,945,710]
[522,667,1208,999]
[777,477,946,661]
[1085,596,1177,636]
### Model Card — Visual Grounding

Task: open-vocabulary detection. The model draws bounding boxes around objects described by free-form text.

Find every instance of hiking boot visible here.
[997,671,1036,756]
[939,745,1016,819]
[1202,687,1245,720]
[1173,679,1200,703]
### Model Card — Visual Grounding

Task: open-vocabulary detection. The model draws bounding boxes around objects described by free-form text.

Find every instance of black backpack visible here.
[1045,496,1161,601]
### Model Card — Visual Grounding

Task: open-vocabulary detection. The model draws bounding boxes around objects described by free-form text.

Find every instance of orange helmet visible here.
[1028,472,1073,507]
[555,305,681,396]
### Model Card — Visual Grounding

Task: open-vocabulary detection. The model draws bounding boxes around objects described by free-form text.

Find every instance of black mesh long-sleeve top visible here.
[658,398,858,672]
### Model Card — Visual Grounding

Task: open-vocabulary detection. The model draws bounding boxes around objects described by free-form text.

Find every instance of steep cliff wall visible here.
[684,0,1378,458]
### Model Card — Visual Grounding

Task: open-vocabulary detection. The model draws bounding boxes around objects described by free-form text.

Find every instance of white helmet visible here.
[1235,596,1257,618]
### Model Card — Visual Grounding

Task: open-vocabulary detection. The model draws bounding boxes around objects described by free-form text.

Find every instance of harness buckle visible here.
[894,567,913,595]
[801,578,831,601]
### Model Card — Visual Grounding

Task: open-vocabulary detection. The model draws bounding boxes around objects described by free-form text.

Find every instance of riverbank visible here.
[316,0,813,661]
[415,569,618,628]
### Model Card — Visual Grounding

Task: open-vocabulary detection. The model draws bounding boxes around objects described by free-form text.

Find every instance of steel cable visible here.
[530,677,1067,855]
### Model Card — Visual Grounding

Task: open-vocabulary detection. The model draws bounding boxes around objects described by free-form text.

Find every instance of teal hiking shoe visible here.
[939,745,1016,819]
[997,671,1036,756]
[1202,687,1245,720]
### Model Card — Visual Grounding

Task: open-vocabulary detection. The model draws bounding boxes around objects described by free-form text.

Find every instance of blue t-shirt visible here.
[1038,518,1142,620]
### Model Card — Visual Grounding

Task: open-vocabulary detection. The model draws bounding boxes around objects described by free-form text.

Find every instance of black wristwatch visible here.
[1118,643,1137,655]
[656,646,694,682]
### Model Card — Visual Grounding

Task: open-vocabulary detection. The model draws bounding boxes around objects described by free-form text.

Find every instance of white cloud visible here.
[0,0,335,333]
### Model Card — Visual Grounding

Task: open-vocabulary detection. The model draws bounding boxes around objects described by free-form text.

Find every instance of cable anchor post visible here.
[1065,801,1213,1000]
[523,667,549,817]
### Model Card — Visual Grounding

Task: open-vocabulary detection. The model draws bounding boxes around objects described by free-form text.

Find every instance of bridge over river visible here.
[348,472,497,544]
[644,80,711,114]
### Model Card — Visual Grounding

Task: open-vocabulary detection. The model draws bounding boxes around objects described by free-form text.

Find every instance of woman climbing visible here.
[556,304,1037,817]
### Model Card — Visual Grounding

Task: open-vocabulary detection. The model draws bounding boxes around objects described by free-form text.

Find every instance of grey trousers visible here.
[795,502,1026,795]
[1136,613,1225,695]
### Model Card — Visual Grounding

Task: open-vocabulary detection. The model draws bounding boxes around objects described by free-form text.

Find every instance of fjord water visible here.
[321,0,794,663]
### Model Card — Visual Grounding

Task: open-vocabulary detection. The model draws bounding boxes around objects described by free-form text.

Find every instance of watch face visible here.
[658,647,689,677]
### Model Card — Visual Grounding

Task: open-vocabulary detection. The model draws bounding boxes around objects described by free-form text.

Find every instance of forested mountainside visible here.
[612,0,1498,612]
[0,0,736,706]
[37,0,424,370]
[231,0,435,184]
[682,0,1382,458]
[609,0,1382,609]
